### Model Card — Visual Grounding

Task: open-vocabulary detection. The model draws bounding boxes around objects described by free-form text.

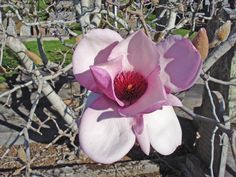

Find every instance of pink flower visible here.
[73,29,202,164]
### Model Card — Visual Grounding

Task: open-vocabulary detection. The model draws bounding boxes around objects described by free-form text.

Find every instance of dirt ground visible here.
[0,142,163,176]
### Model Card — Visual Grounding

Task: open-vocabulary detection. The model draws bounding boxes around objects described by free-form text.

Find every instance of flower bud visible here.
[216,20,231,42]
[192,28,209,60]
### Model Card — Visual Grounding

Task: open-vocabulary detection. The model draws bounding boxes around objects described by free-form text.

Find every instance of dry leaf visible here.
[76,35,82,43]
[177,3,185,12]
[25,50,43,65]
[0,83,9,92]
[151,0,159,5]
[13,168,22,176]
[63,99,78,107]
[192,28,209,60]
[0,66,6,73]
[17,146,27,163]
[154,31,165,43]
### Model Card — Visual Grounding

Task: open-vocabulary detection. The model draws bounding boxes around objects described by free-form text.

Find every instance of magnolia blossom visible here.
[73,29,202,164]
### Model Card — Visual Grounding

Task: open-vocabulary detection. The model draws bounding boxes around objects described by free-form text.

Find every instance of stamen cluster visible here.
[114,71,148,105]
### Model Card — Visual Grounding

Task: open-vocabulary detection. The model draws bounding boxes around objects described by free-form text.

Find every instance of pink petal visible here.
[119,68,166,116]
[73,29,122,91]
[90,56,124,106]
[133,115,150,155]
[166,94,182,107]
[109,30,159,76]
[144,106,182,155]
[157,36,202,93]
[79,94,135,164]
[132,114,144,134]
[135,126,150,155]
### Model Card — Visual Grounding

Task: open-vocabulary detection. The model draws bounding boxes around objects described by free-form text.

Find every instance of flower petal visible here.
[109,30,159,76]
[157,36,202,93]
[135,127,150,155]
[133,115,150,155]
[132,114,144,135]
[141,94,182,114]
[166,94,182,107]
[90,56,124,106]
[144,106,182,155]
[79,94,135,164]
[119,68,166,116]
[73,29,122,91]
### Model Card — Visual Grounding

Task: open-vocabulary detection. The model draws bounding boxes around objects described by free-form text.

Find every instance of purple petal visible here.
[73,29,122,91]
[90,56,125,106]
[132,114,144,134]
[144,106,182,155]
[166,94,182,107]
[135,124,150,155]
[109,30,159,76]
[157,36,202,93]
[132,115,150,155]
[119,68,166,116]
[79,94,135,164]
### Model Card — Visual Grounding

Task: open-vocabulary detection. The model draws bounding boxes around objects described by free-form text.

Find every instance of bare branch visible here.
[203,32,236,72]
[5,36,77,132]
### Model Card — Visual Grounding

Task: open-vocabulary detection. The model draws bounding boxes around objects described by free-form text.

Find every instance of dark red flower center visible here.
[114,71,148,106]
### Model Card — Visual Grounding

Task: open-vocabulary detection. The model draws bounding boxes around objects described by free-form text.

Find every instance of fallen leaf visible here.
[17,146,27,163]
[25,50,43,65]
[13,168,22,176]
[0,66,6,73]
[0,83,9,92]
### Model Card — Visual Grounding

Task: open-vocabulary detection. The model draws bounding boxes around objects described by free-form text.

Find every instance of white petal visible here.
[144,106,182,155]
[79,95,135,164]
[135,127,150,155]
[73,29,122,75]
[73,29,122,91]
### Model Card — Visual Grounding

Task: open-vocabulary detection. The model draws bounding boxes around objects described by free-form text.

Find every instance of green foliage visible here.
[24,39,75,65]
[0,76,6,83]
[3,48,20,69]
[172,29,196,40]
[146,14,157,29]
[3,39,75,68]
[2,38,76,83]
[172,29,190,36]
[69,24,82,35]
[37,0,51,21]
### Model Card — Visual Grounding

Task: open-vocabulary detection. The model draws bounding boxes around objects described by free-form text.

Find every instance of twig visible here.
[126,8,151,38]
[23,76,43,176]
[191,0,203,32]
[106,0,133,10]
[101,10,129,30]
[179,106,232,137]
[0,80,34,98]
[0,23,6,66]
[229,130,236,166]
[43,63,72,80]
[36,29,49,65]
[5,36,77,132]
[203,32,236,72]
[202,73,236,86]
[15,127,73,173]
[205,81,220,177]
